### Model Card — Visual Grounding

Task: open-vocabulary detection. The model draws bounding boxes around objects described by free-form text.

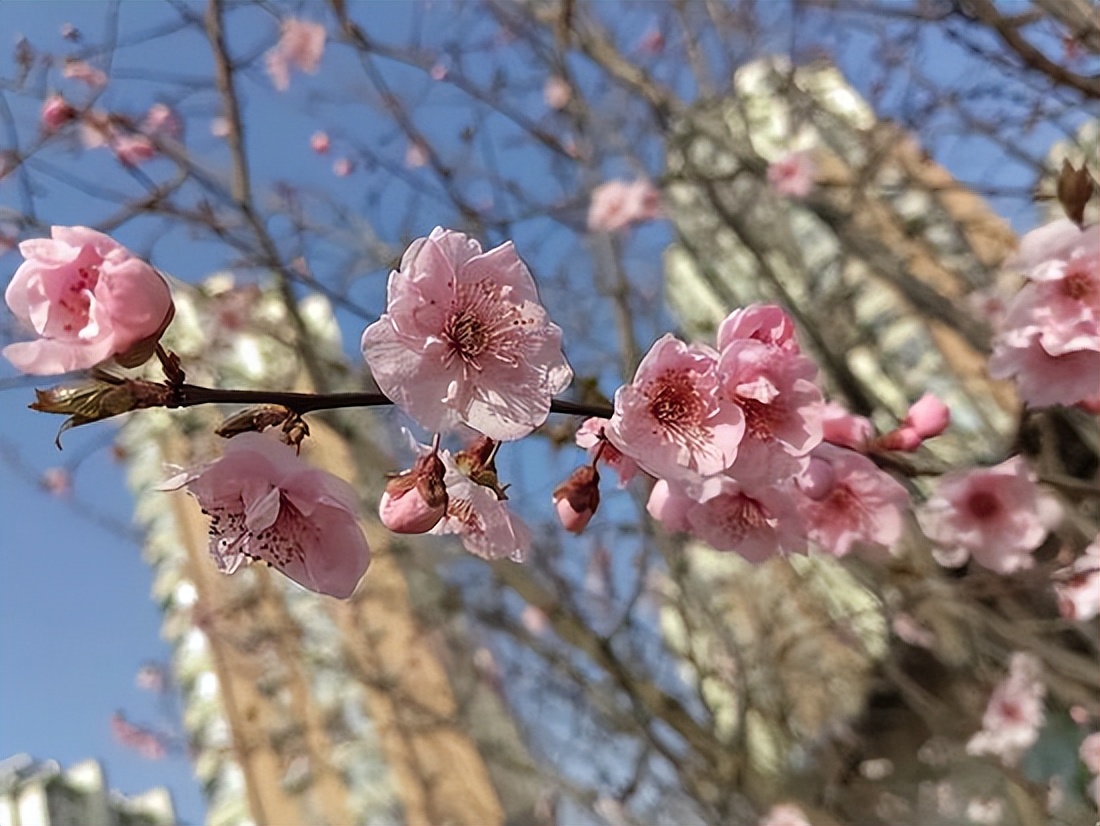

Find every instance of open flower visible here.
[362,227,573,441]
[608,334,744,484]
[431,449,530,561]
[4,226,174,375]
[162,432,371,599]
[918,456,1061,573]
[587,179,661,232]
[266,18,326,91]
[967,652,1046,766]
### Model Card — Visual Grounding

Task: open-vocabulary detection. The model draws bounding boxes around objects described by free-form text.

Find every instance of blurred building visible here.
[120,278,541,826]
[664,56,1019,461]
[0,755,175,826]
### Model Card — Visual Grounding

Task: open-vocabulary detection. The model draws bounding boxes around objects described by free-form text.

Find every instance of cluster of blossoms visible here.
[1,220,1094,606]
[571,305,920,563]
[989,219,1100,410]
[966,652,1047,766]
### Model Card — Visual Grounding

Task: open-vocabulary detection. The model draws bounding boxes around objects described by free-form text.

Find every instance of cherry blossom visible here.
[62,59,106,87]
[575,417,639,486]
[265,18,326,92]
[379,451,448,534]
[111,134,156,166]
[141,103,184,142]
[4,226,174,375]
[431,450,530,561]
[966,652,1046,766]
[41,467,71,496]
[989,220,1100,409]
[111,712,167,760]
[917,456,1061,573]
[543,75,571,110]
[40,94,75,133]
[758,803,811,826]
[1054,538,1099,622]
[767,150,816,198]
[362,227,573,441]
[794,443,909,557]
[310,130,330,154]
[608,334,744,483]
[587,179,661,232]
[649,477,806,562]
[162,432,371,599]
[332,157,354,177]
[716,303,801,353]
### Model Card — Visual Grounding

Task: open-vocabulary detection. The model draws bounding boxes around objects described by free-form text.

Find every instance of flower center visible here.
[443,308,488,365]
[58,265,100,334]
[648,369,703,430]
[740,397,783,441]
[966,490,1001,521]
[1061,265,1097,304]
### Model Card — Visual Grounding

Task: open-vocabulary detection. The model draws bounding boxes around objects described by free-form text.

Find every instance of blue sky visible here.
[0,3,1089,825]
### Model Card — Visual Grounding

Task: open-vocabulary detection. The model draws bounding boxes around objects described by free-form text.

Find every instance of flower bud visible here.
[877,425,922,452]
[31,377,150,446]
[379,452,448,534]
[41,94,76,133]
[905,393,950,439]
[552,465,601,534]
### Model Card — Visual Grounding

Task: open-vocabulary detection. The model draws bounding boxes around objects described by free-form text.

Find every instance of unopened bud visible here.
[455,436,508,499]
[1057,159,1095,228]
[31,375,160,447]
[905,393,949,439]
[877,425,922,452]
[379,452,448,534]
[552,465,601,534]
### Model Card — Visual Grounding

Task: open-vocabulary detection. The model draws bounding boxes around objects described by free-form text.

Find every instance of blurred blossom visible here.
[111,134,156,166]
[543,75,571,110]
[141,103,184,142]
[891,612,935,649]
[62,59,106,87]
[40,467,71,497]
[587,179,661,232]
[918,456,1061,573]
[60,23,80,41]
[265,18,326,91]
[967,652,1046,766]
[966,797,1005,824]
[636,26,665,55]
[430,61,448,81]
[309,130,330,154]
[210,116,230,138]
[767,151,816,198]
[135,662,166,692]
[332,157,354,177]
[404,140,428,168]
[1054,539,1100,621]
[110,712,166,760]
[1081,732,1100,807]
[40,94,76,133]
[520,604,548,636]
[758,803,811,826]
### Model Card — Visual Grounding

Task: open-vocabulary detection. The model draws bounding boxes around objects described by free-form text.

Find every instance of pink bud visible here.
[40,94,76,133]
[332,156,354,177]
[552,465,600,534]
[878,425,922,452]
[820,401,874,451]
[379,452,448,534]
[798,455,836,501]
[112,134,156,166]
[905,393,950,439]
[310,130,330,154]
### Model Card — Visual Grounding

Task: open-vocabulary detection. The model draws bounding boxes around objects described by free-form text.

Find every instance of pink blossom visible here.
[332,157,354,177]
[795,443,909,557]
[587,179,661,233]
[162,432,371,599]
[543,75,571,110]
[1081,731,1100,774]
[767,151,816,198]
[404,140,428,169]
[4,226,174,375]
[111,712,167,760]
[817,401,874,450]
[758,803,811,826]
[62,59,106,87]
[111,134,156,166]
[41,467,71,496]
[310,130,330,154]
[141,103,184,142]
[648,478,806,562]
[362,228,573,441]
[265,18,326,91]
[967,652,1046,766]
[40,94,76,133]
[990,220,1100,409]
[135,662,166,692]
[716,304,801,353]
[210,116,230,138]
[717,338,823,485]
[918,456,1061,573]
[575,417,639,486]
[608,334,744,484]
[430,62,448,81]
[636,27,665,56]
[431,450,530,561]
[521,604,548,635]
[1054,539,1100,622]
